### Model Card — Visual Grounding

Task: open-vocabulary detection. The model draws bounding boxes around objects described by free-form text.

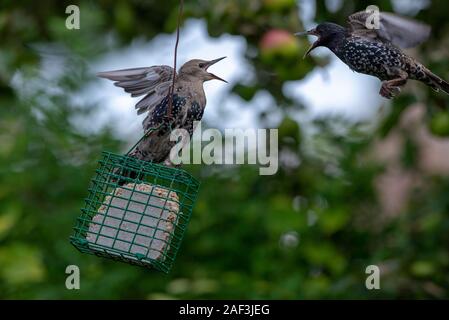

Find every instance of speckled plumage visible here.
[297,11,449,99]
[97,57,226,166]
[130,91,204,163]
[334,35,437,93]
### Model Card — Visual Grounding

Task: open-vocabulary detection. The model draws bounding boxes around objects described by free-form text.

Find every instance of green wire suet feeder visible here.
[70,136,200,273]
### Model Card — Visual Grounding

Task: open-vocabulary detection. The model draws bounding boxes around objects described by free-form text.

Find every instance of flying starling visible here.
[97,57,227,171]
[296,11,449,99]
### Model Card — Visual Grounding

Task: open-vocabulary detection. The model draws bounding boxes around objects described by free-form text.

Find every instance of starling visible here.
[97,57,227,172]
[296,11,449,99]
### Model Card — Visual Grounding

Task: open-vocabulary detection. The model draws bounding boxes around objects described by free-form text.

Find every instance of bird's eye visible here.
[199,63,205,68]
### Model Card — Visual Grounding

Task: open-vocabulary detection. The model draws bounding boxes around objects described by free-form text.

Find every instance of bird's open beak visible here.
[295,29,320,59]
[205,57,228,83]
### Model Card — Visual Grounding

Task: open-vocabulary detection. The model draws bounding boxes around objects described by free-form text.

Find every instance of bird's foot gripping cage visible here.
[70,150,200,273]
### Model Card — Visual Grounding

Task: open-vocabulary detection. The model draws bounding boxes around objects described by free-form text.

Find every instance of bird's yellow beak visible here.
[205,57,228,83]
[295,29,320,59]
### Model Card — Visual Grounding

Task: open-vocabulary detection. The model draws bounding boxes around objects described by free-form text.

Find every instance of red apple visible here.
[259,29,300,62]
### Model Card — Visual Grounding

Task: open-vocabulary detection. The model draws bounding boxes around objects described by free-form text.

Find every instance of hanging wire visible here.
[71,1,198,273]
[167,0,184,118]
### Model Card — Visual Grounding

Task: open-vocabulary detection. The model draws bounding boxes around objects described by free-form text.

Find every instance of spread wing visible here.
[97,65,175,116]
[348,11,431,48]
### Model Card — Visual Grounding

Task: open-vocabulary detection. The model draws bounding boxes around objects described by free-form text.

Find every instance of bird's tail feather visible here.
[423,69,449,95]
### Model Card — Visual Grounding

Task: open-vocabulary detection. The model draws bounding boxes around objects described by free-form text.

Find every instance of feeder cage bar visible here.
[70,150,200,273]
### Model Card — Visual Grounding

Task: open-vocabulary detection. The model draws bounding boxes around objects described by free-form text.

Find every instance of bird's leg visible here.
[380,69,409,99]
[163,157,182,168]
[380,79,406,99]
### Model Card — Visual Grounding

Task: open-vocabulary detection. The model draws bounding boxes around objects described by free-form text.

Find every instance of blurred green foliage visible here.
[0,0,448,299]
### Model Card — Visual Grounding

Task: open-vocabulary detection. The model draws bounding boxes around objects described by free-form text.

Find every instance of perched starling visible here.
[296,11,449,99]
[97,57,226,173]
